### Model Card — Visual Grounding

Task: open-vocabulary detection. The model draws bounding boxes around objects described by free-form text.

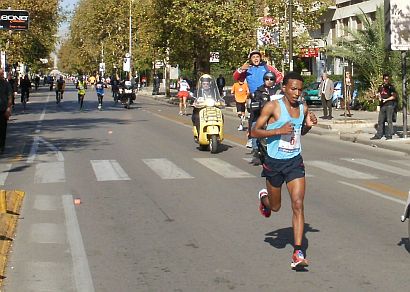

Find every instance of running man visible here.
[251,71,317,269]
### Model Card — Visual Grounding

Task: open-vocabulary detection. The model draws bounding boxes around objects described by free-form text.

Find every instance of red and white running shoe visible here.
[258,189,271,218]
[291,250,309,269]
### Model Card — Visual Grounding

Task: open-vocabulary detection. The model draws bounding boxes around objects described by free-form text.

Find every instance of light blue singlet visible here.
[266,98,304,159]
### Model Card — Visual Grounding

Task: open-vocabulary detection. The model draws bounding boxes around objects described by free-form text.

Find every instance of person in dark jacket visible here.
[0,68,13,154]
[216,74,226,96]
[20,74,32,103]
[250,71,281,165]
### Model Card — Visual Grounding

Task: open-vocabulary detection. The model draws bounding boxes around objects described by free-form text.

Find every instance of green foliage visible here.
[0,0,60,72]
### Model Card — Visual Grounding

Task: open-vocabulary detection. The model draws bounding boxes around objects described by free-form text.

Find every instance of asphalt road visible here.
[1,85,409,291]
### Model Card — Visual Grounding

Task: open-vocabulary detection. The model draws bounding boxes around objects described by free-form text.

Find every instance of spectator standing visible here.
[251,71,317,269]
[231,77,250,131]
[319,73,334,119]
[177,76,190,115]
[216,74,226,96]
[7,73,17,108]
[233,50,283,148]
[152,74,160,95]
[0,68,13,154]
[371,73,397,140]
[343,71,353,117]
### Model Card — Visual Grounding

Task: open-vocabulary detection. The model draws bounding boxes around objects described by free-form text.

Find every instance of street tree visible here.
[0,0,60,73]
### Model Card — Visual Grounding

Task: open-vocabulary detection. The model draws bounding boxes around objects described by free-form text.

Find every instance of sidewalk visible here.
[140,88,410,155]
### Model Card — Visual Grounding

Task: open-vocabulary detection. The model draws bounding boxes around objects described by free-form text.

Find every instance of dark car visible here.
[301,81,321,105]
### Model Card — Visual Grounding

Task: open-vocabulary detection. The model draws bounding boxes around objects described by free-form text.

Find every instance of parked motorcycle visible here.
[192,74,225,153]
[118,80,136,109]
[400,190,410,240]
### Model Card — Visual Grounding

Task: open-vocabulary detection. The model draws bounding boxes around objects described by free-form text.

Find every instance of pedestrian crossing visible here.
[1,157,410,185]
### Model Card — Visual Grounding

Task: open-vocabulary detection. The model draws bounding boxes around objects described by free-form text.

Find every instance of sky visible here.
[59,0,78,36]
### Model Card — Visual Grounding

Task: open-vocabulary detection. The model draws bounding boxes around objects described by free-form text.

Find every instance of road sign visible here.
[0,10,29,30]
[210,52,219,63]
[384,0,410,51]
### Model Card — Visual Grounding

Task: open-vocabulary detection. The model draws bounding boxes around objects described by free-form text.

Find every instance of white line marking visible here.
[27,136,40,163]
[63,195,95,292]
[34,162,65,183]
[194,158,254,178]
[306,160,377,179]
[338,181,406,205]
[90,160,130,181]
[143,158,193,179]
[0,163,12,185]
[27,136,64,163]
[390,160,410,169]
[341,158,410,177]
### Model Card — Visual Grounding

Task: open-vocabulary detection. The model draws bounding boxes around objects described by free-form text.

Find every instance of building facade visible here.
[308,0,383,79]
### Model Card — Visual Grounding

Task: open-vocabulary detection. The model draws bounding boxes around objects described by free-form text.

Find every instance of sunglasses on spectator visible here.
[264,77,275,81]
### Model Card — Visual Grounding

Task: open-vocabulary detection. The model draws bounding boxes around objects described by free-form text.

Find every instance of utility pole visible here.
[288,0,293,71]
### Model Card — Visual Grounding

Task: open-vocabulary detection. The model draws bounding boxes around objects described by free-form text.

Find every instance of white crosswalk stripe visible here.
[194,158,255,178]
[390,160,410,168]
[341,158,410,176]
[34,162,66,183]
[90,160,130,181]
[0,163,12,185]
[142,158,193,179]
[305,160,377,179]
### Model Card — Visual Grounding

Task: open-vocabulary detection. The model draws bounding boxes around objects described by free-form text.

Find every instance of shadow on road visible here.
[264,223,320,254]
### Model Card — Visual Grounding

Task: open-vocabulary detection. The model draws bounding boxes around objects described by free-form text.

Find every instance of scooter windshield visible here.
[194,75,225,108]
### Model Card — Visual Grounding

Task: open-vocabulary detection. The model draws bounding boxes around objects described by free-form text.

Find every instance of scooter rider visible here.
[191,74,221,134]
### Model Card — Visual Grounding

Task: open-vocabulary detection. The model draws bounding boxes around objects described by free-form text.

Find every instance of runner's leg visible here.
[286,177,306,246]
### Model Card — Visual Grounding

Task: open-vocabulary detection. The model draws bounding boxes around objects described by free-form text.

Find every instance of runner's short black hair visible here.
[283,71,304,85]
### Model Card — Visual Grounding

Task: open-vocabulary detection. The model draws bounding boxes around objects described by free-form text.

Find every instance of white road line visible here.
[0,163,12,185]
[339,181,406,205]
[27,136,64,163]
[63,195,95,292]
[143,158,193,179]
[306,160,377,179]
[34,162,65,183]
[341,158,410,177]
[390,159,410,168]
[194,158,254,178]
[90,160,130,181]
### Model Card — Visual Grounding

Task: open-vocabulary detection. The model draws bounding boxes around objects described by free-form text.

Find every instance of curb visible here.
[0,190,25,286]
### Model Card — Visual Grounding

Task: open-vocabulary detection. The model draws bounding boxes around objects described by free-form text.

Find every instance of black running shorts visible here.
[261,154,305,187]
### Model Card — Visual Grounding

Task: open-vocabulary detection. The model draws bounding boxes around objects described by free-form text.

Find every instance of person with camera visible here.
[371,73,397,140]
[249,71,281,165]
[233,50,283,148]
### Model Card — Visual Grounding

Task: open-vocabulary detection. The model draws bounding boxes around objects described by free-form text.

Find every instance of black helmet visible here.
[263,71,276,81]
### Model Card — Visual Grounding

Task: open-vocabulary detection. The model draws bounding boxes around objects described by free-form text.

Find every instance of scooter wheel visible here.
[210,135,219,154]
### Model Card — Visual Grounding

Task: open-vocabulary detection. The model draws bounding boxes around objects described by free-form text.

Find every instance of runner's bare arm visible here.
[301,102,317,135]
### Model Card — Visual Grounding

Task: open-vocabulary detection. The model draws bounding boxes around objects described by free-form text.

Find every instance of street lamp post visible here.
[288,0,293,71]
[128,0,133,77]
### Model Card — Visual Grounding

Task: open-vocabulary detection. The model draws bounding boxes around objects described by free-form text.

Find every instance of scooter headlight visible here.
[205,98,216,107]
